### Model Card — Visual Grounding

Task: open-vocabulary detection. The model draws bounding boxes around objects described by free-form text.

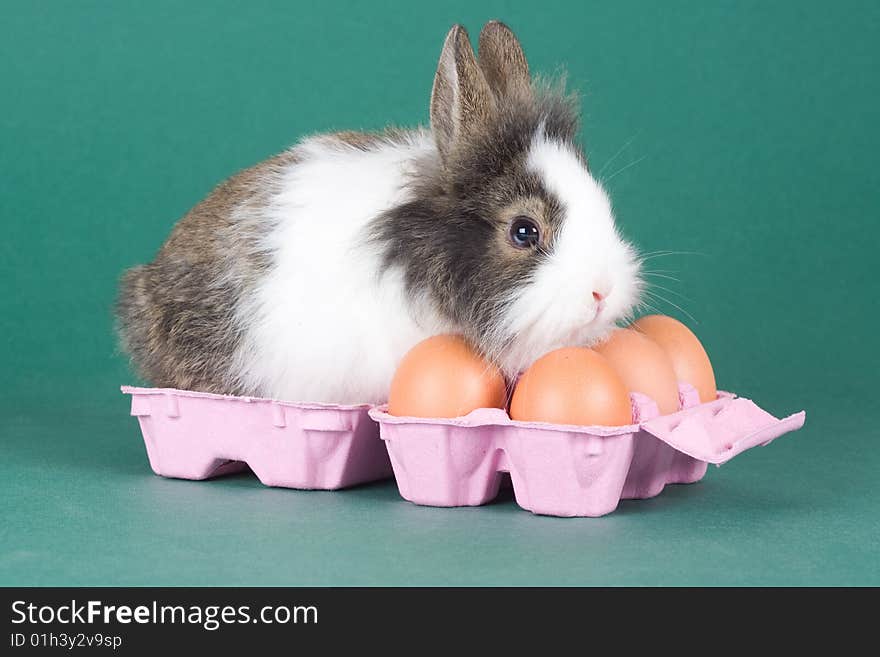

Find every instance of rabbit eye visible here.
[508,216,540,249]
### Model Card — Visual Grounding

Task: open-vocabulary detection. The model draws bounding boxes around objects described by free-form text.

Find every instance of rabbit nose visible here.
[592,290,605,302]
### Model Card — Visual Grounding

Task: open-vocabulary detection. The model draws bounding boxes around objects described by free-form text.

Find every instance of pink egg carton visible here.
[121,386,392,490]
[369,384,805,517]
[121,383,804,517]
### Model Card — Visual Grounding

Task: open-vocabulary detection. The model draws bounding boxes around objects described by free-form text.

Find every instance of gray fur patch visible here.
[372,85,582,360]
[115,150,297,393]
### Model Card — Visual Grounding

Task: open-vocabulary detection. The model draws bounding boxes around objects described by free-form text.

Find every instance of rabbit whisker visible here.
[596,131,642,178]
[641,289,699,325]
[603,154,648,184]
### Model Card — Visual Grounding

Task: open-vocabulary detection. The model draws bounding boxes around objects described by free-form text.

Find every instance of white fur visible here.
[233,130,452,404]
[232,128,640,403]
[495,131,642,375]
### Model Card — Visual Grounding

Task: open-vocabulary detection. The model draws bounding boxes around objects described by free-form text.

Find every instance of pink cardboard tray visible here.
[121,386,392,490]
[369,384,805,517]
[121,383,804,516]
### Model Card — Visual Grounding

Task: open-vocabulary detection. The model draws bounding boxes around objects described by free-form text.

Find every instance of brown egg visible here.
[387,335,508,418]
[630,315,717,403]
[594,328,681,415]
[510,347,633,426]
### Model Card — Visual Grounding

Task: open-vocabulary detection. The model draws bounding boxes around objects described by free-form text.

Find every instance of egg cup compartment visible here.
[369,384,805,517]
[621,385,707,500]
[121,386,393,490]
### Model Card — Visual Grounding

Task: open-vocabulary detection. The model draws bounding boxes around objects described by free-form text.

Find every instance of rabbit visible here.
[116,21,643,404]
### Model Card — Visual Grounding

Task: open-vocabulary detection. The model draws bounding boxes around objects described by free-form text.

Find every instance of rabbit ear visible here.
[430,24,496,163]
[478,21,531,100]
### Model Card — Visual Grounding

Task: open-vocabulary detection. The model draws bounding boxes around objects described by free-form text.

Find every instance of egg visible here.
[594,328,681,415]
[630,315,717,403]
[387,335,508,418]
[510,347,633,426]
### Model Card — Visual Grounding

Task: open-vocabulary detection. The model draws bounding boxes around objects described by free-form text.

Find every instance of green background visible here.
[2,1,878,585]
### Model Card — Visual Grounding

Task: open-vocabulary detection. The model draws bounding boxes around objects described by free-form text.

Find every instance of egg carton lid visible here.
[640,395,805,465]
